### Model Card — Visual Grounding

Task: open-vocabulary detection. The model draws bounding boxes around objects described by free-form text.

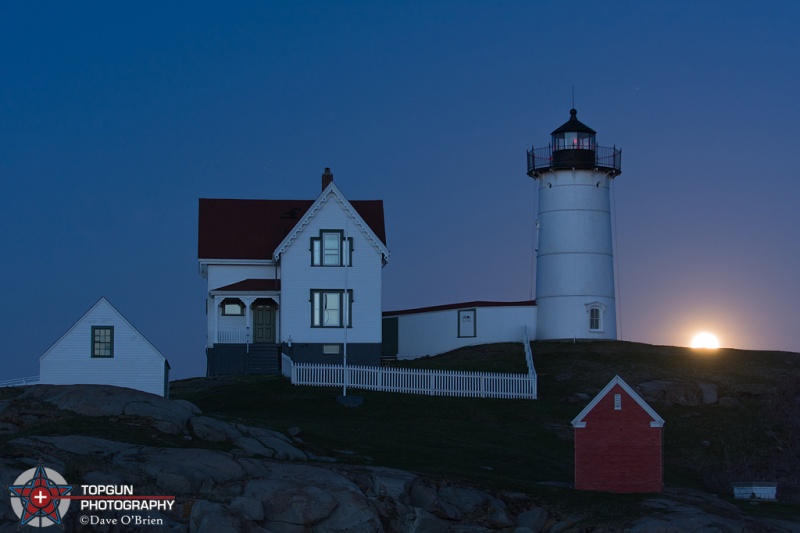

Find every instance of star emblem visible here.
[6,461,72,529]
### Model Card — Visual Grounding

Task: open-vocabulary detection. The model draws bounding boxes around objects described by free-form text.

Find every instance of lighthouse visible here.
[527,109,622,341]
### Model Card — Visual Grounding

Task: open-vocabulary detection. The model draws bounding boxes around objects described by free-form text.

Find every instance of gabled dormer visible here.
[272,178,389,267]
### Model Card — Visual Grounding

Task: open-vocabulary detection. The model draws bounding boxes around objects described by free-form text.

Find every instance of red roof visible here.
[383,300,536,317]
[212,279,281,292]
[198,198,386,260]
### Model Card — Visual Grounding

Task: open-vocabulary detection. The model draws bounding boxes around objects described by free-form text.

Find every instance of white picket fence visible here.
[289,363,535,399]
[283,329,537,400]
[0,376,39,388]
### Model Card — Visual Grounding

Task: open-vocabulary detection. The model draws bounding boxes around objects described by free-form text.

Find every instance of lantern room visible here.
[527,108,621,178]
[552,108,596,151]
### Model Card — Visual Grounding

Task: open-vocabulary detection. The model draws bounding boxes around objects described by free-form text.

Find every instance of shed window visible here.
[91,326,114,358]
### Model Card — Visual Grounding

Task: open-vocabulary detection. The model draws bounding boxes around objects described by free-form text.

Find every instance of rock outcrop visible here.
[1,383,796,532]
[636,380,720,406]
[0,385,549,532]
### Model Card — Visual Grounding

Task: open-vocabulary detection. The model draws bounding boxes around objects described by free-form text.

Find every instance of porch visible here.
[207,279,282,376]
[208,279,281,346]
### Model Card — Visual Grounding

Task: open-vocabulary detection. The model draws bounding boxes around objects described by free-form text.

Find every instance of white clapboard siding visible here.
[279,194,384,344]
[389,304,537,360]
[39,298,169,397]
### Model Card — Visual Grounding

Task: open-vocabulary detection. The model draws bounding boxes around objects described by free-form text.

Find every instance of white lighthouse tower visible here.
[527,109,622,341]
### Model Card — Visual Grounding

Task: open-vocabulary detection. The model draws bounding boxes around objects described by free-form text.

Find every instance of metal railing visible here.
[523,326,538,399]
[0,376,40,388]
[527,145,621,176]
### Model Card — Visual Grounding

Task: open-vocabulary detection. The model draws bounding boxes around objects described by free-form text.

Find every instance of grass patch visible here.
[169,340,800,525]
[172,374,570,492]
[0,339,780,527]
[392,342,528,374]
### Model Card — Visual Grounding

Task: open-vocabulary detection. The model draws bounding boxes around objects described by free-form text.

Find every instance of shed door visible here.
[253,305,275,343]
[382,317,398,357]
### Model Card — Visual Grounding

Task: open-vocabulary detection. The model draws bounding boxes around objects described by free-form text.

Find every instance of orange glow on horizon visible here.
[691,332,720,349]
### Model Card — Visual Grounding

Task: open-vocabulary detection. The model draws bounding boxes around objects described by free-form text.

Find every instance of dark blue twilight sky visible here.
[2,2,799,380]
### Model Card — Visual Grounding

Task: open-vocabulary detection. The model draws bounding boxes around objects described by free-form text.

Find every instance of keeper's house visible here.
[39,297,170,397]
[572,375,665,493]
[198,169,389,376]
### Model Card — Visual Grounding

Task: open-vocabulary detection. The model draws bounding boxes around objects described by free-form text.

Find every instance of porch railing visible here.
[218,327,247,344]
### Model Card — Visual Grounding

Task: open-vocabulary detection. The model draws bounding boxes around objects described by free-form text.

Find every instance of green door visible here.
[253,305,275,343]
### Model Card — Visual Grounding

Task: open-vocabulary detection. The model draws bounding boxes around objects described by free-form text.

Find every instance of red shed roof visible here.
[198,198,386,260]
[572,375,664,428]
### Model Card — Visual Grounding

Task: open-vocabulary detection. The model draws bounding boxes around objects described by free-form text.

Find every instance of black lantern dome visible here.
[551,108,596,150]
[527,108,621,178]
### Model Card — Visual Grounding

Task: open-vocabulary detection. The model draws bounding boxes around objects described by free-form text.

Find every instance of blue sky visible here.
[2,1,799,379]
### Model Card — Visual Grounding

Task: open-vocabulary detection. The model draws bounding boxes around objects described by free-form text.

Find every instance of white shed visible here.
[383,301,536,360]
[732,482,778,501]
[39,297,170,397]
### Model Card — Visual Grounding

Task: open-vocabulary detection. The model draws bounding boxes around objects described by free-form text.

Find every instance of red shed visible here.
[571,375,665,493]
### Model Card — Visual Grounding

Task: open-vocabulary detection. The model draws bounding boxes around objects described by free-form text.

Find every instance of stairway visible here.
[247,344,281,374]
[380,354,398,367]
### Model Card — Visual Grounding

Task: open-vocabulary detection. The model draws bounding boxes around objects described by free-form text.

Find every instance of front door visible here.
[253,305,275,343]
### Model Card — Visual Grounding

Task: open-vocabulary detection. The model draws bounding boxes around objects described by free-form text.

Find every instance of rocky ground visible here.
[0,384,798,532]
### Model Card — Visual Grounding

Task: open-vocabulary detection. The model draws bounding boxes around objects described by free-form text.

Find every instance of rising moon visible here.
[691,332,720,349]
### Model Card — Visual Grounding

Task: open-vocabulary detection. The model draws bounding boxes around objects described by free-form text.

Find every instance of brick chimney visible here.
[322,167,333,190]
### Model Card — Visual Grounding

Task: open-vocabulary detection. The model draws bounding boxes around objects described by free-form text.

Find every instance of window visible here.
[221,299,244,316]
[458,309,476,338]
[323,344,341,355]
[91,326,114,358]
[311,230,352,266]
[323,232,340,265]
[311,289,352,327]
[586,304,605,332]
[589,308,601,330]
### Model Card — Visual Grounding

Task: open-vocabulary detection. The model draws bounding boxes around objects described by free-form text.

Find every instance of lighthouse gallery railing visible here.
[527,145,621,174]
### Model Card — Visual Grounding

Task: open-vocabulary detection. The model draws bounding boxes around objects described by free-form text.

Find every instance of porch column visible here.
[273,295,281,344]
[213,296,222,345]
[242,297,256,345]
